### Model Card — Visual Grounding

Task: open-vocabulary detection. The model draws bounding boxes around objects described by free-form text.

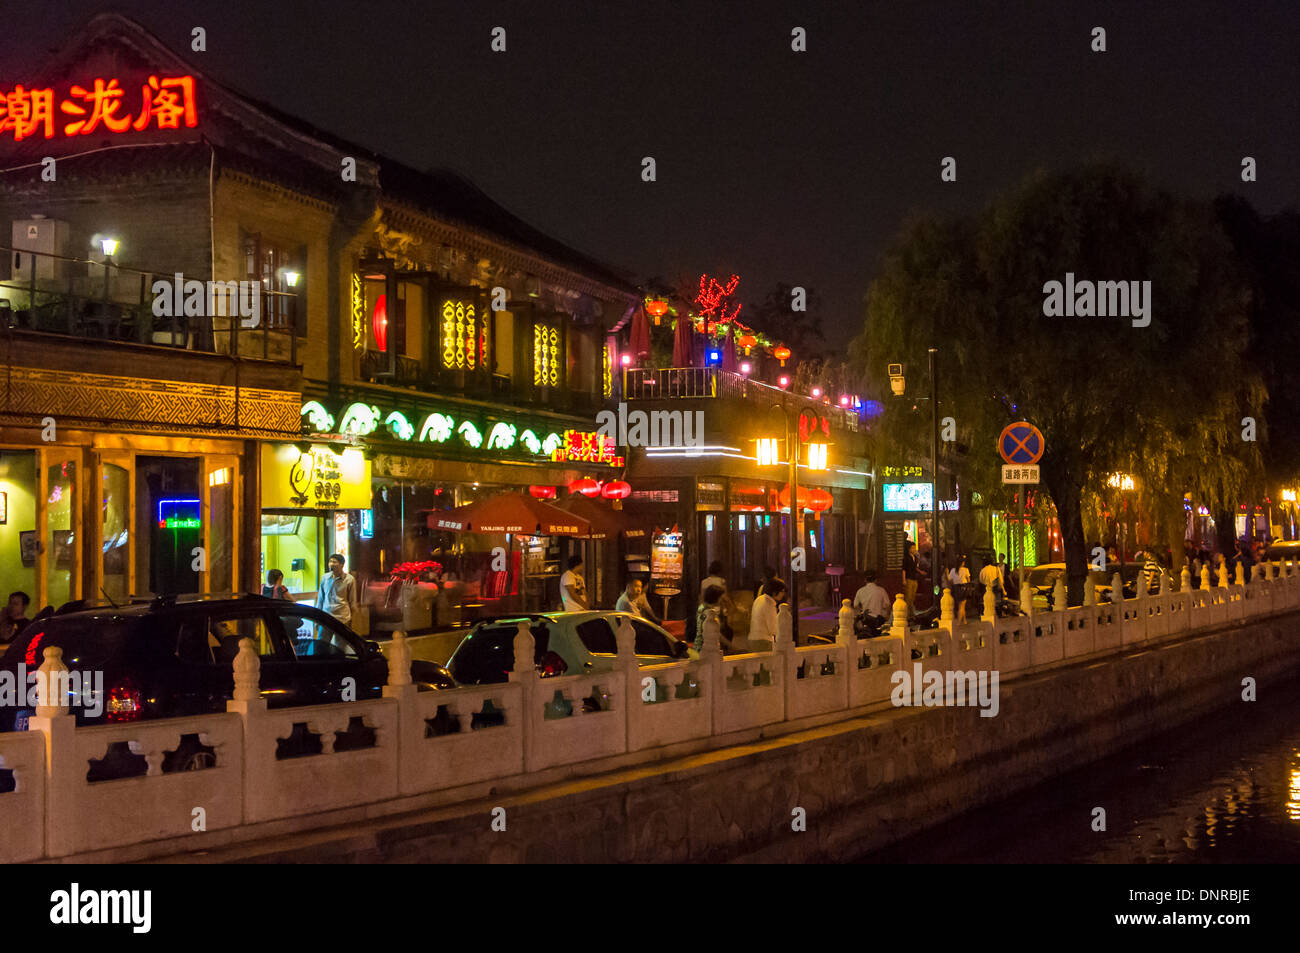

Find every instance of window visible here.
[533,322,559,387]
[631,619,673,657]
[450,622,550,685]
[576,618,617,655]
[207,613,279,663]
[440,297,483,370]
[242,232,303,334]
[278,609,359,659]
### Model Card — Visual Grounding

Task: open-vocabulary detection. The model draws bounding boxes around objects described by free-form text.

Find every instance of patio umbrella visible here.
[557,493,634,540]
[428,491,591,536]
[629,303,652,361]
[671,313,694,366]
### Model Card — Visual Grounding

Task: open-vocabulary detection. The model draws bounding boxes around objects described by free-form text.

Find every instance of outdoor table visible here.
[653,586,680,621]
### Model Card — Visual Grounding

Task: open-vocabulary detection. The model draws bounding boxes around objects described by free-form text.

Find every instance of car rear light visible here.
[537,651,567,678]
[106,677,143,722]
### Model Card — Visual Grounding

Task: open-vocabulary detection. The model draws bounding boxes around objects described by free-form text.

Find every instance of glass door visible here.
[41,449,79,608]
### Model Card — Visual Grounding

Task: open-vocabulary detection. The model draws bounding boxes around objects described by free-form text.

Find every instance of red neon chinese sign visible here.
[551,430,624,468]
[0,75,198,142]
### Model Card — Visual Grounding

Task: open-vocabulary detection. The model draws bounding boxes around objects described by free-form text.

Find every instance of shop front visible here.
[259,442,371,602]
[0,433,252,611]
[295,394,616,628]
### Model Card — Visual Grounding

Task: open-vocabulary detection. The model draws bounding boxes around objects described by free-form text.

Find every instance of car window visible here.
[630,619,672,657]
[277,609,359,660]
[176,617,216,664]
[208,613,280,663]
[576,618,617,655]
[451,621,549,684]
[14,619,133,669]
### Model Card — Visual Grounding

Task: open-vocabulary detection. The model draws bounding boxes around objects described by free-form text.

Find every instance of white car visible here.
[447,610,698,685]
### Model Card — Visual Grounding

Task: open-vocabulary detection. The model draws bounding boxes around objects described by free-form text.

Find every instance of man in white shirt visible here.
[978,556,1002,598]
[314,553,357,652]
[852,570,891,622]
[559,555,588,611]
[749,578,785,649]
[615,577,660,623]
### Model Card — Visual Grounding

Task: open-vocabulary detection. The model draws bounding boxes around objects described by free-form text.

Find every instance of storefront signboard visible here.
[651,527,684,582]
[262,444,371,510]
[550,430,624,467]
[882,483,959,513]
[0,75,199,142]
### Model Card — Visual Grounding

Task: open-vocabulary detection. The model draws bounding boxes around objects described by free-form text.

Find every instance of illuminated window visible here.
[441,299,480,370]
[533,322,559,387]
[350,274,364,350]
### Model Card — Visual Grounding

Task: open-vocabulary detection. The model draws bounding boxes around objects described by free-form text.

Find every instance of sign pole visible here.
[1018,487,1025,604]
[929,347,939,602]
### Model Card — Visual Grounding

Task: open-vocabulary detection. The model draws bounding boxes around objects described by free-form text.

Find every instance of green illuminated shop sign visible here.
[300,401,567,461]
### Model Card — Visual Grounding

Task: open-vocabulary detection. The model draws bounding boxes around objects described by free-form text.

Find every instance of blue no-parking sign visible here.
[998,422,1044,465]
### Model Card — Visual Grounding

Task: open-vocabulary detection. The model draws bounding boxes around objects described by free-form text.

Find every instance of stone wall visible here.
[175,610,1300,864]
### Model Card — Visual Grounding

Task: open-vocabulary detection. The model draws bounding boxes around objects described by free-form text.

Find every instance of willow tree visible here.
[854,165,1264,604]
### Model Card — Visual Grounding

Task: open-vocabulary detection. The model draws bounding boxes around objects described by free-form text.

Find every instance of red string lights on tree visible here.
[695,273,742,334]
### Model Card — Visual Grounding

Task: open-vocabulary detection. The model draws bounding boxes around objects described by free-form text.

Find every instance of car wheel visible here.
[178,751,217,771]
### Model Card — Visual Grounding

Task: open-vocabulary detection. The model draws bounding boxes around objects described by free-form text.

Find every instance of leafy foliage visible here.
[855,165,1265,602]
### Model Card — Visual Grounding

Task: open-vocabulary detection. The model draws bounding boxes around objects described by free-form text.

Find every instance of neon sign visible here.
[551,430,624,468]
[0,75,198,142]
[157,498,201,529]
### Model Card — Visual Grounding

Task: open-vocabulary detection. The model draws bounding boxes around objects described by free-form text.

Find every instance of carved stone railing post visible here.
[837,599,854,645]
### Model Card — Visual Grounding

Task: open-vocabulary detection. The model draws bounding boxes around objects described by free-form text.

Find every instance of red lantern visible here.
[737,333,757,355]
[601,480,632,500]
[645,298,669,325]
[528,485,556,500]
[372,294,388,351]
[773,345,791,366]
[569,477,601,497]
[777,484,812,511]
[808,488,833,513]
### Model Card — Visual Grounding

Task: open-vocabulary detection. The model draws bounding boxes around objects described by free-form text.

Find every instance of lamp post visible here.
[99,237,119,312]
[890,352,941,604]
[759,404,801,643]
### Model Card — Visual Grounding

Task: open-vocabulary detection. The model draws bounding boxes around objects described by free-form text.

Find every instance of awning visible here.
[556,494,638,540]
[428,491,590,536]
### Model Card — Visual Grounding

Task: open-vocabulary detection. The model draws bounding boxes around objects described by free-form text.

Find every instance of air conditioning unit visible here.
[12,216,71,282]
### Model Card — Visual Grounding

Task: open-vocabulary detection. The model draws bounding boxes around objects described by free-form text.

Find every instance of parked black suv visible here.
[0,594,455,732]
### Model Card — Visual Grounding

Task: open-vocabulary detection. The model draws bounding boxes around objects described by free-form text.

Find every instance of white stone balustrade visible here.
[5,564,1299,861]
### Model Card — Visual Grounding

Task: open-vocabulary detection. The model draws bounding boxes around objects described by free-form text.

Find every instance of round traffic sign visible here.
[998,421,1044,465]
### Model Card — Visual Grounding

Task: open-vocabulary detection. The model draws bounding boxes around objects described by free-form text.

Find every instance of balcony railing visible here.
[623,366,860,431]
[0,245,298,364]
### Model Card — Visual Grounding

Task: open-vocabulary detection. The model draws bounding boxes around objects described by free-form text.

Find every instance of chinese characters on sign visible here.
[1001,465,1040,484]
[550,430,625,468]
[0,75,198,141]
[651,528,684,582]
[881,465,924,479]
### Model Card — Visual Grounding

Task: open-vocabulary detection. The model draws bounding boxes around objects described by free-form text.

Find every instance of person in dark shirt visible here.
[0,590,31,646]
[902,541,923,610]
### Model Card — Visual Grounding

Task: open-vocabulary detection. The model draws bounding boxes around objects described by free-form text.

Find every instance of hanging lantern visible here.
[372,294,388,352]
[737,333,757,355]
[777,484,812,511]
[528,485,556,500]
[808,488,833,514]
[601,480,632,500]
[773,345,791,366]
[569,477,601,497]
[645,298,669,326]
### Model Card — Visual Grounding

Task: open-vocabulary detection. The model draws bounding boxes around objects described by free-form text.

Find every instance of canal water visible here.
[858,679,1300,863]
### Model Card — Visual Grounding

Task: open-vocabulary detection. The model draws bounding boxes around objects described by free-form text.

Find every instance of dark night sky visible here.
[3,0,1298,344]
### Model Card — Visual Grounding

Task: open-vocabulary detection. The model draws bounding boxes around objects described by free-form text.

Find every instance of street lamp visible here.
[756,406,807,642]
[890,353,941,602]
[99,237,119,308]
